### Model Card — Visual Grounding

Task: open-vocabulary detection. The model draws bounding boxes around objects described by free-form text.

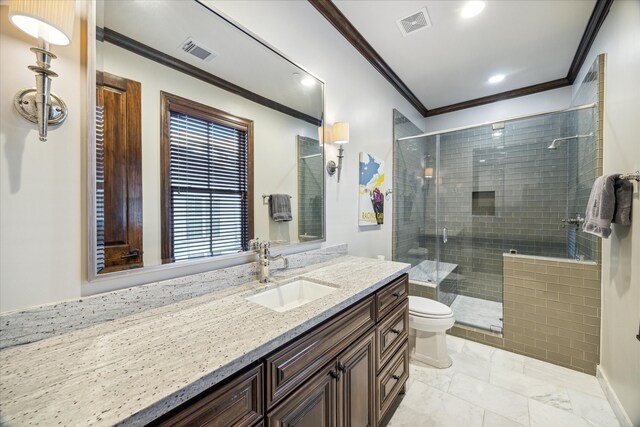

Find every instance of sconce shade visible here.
[9,0,75,45]
[424,167,434,178]
[332,122,349,144]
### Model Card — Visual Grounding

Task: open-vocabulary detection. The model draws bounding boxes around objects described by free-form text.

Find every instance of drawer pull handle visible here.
[390,328,401,334]
[330,370,341,380]
[337,362,346,372]
[392,375,400,380]
[392,293,400,298]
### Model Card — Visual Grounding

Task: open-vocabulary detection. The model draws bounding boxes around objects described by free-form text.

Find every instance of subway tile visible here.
[535,340,559,353]
[570,357,596,374]
[558,293,584,305]
[583,297,600,308]
[571,304,598,316]
[524,345,547,359]
[545,351,572,366]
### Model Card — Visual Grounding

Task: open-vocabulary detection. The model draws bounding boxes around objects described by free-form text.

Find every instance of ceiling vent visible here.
[179,37,216,62]
[397,8,432,37]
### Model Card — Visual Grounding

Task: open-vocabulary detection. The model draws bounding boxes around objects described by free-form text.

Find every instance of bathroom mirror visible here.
[90,0,325,277]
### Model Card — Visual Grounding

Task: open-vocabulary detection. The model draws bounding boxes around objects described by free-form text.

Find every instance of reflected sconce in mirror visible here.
[326,122,349,183]
[424,167,434,179]
[8,0,75,142]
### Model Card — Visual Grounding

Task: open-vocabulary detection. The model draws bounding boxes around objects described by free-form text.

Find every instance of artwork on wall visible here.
[359,152,384,226]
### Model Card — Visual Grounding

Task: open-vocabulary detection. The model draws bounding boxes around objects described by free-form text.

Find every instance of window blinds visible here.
[168,111,249,261]
[95,104,105,273]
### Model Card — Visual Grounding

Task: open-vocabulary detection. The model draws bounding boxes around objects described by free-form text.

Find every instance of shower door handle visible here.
[443,228,448,244]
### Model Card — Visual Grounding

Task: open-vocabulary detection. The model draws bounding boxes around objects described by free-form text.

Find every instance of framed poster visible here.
[359,152,384,226]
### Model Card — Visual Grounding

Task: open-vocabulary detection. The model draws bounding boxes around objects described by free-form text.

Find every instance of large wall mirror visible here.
[90,0,325,278]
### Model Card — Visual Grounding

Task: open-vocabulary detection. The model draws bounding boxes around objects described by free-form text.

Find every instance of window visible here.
[161,92,253,263]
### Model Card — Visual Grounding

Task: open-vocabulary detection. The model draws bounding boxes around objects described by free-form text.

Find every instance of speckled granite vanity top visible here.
[0,256,409,426]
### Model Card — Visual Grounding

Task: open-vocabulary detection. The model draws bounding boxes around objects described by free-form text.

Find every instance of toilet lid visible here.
[409,296,453,317]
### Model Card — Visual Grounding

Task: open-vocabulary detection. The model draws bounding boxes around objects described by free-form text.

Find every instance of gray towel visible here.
[613,176,633,225]
[269,194,292,222]
[583,174,617,238]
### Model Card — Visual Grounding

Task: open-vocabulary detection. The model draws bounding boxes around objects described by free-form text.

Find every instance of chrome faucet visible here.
[251,239,288,283]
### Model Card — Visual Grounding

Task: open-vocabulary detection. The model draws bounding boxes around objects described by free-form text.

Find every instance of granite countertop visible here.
[0,256,409,426]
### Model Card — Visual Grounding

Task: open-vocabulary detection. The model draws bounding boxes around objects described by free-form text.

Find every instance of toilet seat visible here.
[409,296,453,318]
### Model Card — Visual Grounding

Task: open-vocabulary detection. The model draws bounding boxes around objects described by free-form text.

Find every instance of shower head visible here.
[547,132,594,150]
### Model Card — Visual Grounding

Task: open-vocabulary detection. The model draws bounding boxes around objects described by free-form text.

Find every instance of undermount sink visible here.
[245,279,337,312]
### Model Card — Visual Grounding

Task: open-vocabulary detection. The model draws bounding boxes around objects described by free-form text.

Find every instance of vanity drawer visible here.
[156,364,263,427]
[376,299,409,373]
[376,340,409,422]
[266,296,376,409]
[376,274,408,321]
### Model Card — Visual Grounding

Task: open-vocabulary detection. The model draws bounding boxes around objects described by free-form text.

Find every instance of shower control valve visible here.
[561,214,585,228]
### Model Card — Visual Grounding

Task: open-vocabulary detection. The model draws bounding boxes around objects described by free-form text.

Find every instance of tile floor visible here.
[389,335,620,427]
[450,295,503,332]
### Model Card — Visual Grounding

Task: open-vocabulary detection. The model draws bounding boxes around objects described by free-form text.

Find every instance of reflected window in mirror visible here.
[160,92,254,263]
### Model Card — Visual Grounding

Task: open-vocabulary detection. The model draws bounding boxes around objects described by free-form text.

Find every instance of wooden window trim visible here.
[160,91,254,263]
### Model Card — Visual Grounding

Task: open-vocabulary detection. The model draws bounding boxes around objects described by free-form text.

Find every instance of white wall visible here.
[0,1,423,312]
[0,5,84,312]
[423,86,572,133]
[101,42,317,266]
[576,1,640,424]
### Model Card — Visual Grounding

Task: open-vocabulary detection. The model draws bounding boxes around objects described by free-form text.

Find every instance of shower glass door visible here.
[393,133,440,286]
[436,125,505,332]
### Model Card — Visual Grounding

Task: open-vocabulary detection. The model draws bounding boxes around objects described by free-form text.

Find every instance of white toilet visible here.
[408,296,456,368]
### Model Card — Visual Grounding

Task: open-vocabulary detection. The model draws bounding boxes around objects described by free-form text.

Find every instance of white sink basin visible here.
[245,279,337,312]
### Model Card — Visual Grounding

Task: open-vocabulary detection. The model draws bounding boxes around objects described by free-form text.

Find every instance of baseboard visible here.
[596,365,634,427]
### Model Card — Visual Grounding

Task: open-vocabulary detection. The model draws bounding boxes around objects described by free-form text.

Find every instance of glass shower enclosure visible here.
[393,105,597,333]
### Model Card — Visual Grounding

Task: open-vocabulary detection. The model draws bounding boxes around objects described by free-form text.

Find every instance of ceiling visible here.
[99,0,324,121]
[332,0,596,110]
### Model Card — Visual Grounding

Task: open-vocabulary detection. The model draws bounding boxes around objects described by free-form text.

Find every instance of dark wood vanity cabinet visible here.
[268,329,377,427]
[150,274,408,427]
[154,365,263,427]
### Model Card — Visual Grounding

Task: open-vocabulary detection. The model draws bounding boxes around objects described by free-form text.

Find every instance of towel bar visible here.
[262,194,293,202]
[619,171,639,181]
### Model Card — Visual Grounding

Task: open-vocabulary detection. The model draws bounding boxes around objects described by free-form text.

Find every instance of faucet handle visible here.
[249,238,261,251]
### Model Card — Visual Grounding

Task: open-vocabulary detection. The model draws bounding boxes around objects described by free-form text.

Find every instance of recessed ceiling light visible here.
[293,72,316,87]
[488,74,505,84]
[301,76,316,87]
[461,1,486,19]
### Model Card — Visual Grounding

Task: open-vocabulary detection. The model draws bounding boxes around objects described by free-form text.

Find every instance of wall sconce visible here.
[8,0,75,142]
[424,167,434,178]
[326,122,349,182]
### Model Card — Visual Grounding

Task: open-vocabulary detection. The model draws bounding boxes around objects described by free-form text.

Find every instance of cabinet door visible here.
[268,363,336,427]
[337,329,376,427]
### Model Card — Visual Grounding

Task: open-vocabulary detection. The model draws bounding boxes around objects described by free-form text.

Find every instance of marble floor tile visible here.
[523,357,606,398]
[448,373,530,425]
[566,388,621,427]
[491,348,525,373]
[461,339,496,361]
[528,399,594,427]
[391,337,619,427]
[410,360,454,392]
[388,380,484,427]
[446,334,466,354]
[483,410,528,427]
[490,365,570,409]
[450,349,492,382]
